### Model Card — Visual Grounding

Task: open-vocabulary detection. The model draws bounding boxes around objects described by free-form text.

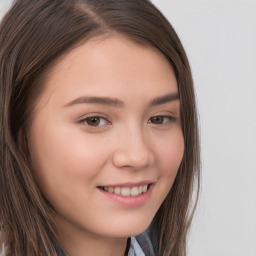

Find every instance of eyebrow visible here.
[64,92,179,108]
[65,96,124,108]
[149,92,179,106]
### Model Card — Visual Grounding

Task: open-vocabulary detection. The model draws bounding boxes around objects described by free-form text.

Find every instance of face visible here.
[27,36,184,241]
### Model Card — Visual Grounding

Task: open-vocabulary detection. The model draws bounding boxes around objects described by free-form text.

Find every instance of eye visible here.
[149,115,176,125]
[82,116,110,127]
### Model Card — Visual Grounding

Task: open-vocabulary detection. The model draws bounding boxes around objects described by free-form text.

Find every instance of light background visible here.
[151,1,256,256]
[1,1,256,255]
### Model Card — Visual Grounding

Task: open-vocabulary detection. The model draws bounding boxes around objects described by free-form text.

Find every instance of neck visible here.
[54,217,128,256]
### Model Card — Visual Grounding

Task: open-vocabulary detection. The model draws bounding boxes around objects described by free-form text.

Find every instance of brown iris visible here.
[150,116,164,124]
[86,117,101,126]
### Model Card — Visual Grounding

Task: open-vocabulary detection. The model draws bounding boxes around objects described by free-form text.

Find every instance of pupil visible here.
[87,117,100,126]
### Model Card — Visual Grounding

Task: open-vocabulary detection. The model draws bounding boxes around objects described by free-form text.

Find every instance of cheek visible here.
[155,130,184,177]
[152,131,184,208]
[27,118,113,203]
[30,123,105,174]
[27,121,116,219]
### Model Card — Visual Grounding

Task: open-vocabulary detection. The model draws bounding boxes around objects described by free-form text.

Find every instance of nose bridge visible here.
[113,122,154,169]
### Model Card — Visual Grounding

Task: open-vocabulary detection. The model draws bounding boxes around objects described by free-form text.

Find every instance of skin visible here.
[27,36,184,256]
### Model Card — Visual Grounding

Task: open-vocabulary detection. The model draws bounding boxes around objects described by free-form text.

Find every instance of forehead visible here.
[36,35,178,108]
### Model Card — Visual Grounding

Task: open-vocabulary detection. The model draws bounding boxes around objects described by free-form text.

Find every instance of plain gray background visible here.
[1,0,256,255]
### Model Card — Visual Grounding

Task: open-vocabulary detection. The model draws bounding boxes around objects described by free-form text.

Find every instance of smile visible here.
[98,185,150,197]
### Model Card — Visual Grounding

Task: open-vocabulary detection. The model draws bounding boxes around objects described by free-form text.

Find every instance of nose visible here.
[112,126,155,170]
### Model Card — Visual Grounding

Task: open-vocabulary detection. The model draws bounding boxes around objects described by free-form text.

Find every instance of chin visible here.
[98,217,152,238]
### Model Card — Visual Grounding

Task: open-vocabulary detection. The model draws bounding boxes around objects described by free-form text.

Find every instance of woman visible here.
[0,0,200,255]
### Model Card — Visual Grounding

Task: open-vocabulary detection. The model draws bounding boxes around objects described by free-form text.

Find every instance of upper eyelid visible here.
[78,112,111,121]
[150,113,178,119]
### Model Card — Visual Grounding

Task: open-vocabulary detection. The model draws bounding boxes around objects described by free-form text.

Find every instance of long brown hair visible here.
[0,0,200,255]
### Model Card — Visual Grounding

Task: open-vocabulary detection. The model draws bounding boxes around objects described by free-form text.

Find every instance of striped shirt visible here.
[128,237,146,256]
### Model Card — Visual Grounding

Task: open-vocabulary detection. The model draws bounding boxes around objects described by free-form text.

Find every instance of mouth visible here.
[97,184,150,197]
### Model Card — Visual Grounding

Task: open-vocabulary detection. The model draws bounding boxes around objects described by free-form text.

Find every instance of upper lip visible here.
[98,180,156,188]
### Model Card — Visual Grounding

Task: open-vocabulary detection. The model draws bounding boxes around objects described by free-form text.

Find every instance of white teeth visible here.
[108,187,114,193]
[130,186,139,196]
[121,187,130,197]
[103,185,149,197]
[142,185,148,193]
[114,187,121,195]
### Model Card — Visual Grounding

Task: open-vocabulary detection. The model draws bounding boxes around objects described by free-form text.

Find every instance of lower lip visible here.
[98,184,154,207]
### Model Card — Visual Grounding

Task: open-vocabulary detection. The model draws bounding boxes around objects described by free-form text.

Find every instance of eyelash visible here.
[79,115,177,128]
